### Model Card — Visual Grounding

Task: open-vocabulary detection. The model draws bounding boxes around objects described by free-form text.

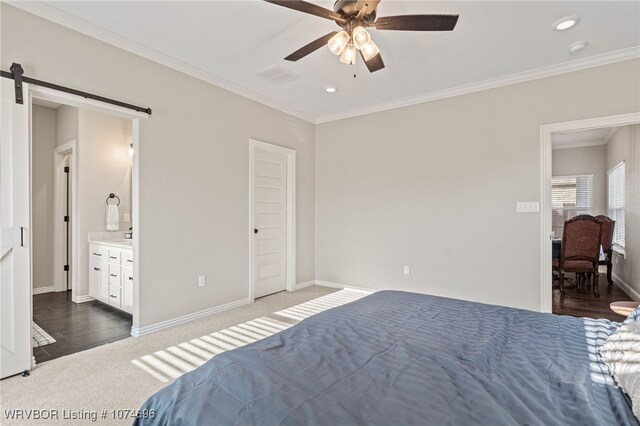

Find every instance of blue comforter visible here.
[136,291,638,425]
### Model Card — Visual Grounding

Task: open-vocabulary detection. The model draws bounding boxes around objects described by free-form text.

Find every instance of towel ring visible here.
[106,193,120,206]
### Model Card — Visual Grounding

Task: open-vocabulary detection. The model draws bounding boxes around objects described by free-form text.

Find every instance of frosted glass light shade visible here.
[340,44,356,64]
[328,31,350,55]
[361,40,380,61]
[352,26,371,50]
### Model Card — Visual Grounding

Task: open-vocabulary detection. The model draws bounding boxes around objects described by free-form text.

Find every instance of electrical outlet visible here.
[198,275,206,287]
[403,266,410,275]
[124,213,130,222]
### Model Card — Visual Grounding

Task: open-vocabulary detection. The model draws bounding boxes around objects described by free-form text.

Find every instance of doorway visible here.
[249,139,296,301]
[540,112,640,320]
[30,100,136,363]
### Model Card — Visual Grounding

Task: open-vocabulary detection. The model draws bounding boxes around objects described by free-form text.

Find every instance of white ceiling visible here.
[552,127,616,149]
[13,1,640,122]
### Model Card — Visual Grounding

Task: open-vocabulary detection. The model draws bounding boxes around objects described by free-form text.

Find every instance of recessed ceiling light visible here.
[568,41,588,54]
[325,86,338,93]
[553,16,579,31]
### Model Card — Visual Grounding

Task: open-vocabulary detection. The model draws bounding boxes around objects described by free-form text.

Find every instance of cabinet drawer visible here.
[121,250,133,266]
[90,244,108,261]
[108,285,121,308]
[108,249,121,264]
[109,264,121,286]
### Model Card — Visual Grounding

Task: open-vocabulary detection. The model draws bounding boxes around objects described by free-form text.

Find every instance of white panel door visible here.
[1,78,32,378]
[253,147,287,298]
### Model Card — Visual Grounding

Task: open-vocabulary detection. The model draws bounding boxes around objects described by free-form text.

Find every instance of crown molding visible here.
[8,1,316,123]
[315,46,640,124]
[603,126,620,145]
[552,139,609,150]
[9,2,639,125]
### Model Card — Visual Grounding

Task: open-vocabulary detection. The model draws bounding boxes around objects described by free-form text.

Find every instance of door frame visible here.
[28,84,147,335]
[249,139,296,303]
[539,112,640,312]
[52,140,78,293]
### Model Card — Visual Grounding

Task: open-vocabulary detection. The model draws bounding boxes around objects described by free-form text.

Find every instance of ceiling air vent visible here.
[255,66,299,86]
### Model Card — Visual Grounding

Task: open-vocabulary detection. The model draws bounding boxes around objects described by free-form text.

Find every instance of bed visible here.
[135,291,639,425]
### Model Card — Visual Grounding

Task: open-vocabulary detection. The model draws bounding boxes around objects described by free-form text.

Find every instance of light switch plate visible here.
[516,202,540,213]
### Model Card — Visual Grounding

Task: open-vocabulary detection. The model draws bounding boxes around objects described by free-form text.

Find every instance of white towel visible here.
[106,204,119,231]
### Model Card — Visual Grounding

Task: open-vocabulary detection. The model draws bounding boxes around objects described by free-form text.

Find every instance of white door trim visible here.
[539,112,640,312]
[52,140,78,294]
[249,139,296,303]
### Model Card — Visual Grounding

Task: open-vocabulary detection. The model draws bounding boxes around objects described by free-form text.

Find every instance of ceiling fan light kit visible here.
[328,30,350,55]
[264,0,459,73]
[361,40,380,61]
[340,44,357,64]
[352,26,371,49]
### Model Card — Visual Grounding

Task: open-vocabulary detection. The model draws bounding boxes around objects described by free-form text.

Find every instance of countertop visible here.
[88,239,133,249]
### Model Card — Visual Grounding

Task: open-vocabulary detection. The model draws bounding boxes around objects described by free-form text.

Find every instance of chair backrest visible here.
[561,215,602,263]
[594,215,615,253]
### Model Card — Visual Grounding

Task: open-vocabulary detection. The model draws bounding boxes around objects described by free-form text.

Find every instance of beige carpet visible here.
[0,286,369,425]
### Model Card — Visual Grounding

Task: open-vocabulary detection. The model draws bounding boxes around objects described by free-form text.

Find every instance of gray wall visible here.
[607,125,640,298]
[31,105,57,290]
[1,5,316,328]
[55,105,78,147]
[552,145,608,215]
[316,59,640,311]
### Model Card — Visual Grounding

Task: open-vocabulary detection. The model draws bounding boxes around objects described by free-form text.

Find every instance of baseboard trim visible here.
[72,294,95,304]
[314,280,376,294]
[131,297,251,337]
[294,280,315,290]
[612,273,640,301]
[32,286,54,295]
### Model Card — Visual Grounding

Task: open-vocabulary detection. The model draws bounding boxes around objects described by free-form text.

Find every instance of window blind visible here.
[551,175,593,237]
[608,162,625,248]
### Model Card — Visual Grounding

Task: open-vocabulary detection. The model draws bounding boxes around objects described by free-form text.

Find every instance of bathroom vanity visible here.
[88,239,133,314]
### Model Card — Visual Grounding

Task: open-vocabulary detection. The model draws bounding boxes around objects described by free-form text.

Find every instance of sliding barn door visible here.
[0,78,32,378]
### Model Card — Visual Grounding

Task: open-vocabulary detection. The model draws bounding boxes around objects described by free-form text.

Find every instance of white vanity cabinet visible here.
[89,241,133,314]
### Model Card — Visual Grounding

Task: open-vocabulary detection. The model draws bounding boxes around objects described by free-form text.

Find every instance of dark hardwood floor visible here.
[553,271,634,321]
[33,291,132,363]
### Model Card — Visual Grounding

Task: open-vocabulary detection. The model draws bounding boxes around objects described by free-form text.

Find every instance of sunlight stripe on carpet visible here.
[131,317,291,381]
[131,290,371,382]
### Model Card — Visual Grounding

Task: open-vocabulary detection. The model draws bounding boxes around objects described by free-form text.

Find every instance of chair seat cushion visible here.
[552,259,595,271]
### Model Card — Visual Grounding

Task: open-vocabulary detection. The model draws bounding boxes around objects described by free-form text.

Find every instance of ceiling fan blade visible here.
[264,0,345,22]
[374,14,459,31]
[360,50,385,73]
[285,31,338,61]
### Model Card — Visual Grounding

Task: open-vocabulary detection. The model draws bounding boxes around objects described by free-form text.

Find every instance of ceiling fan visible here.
[264,0,459,73]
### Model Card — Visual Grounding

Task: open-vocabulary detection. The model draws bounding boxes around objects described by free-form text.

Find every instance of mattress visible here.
[135,290,638,425]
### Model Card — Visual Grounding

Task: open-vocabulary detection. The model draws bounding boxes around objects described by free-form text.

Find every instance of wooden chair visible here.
[595,215,615,286]
[553,215,603,296]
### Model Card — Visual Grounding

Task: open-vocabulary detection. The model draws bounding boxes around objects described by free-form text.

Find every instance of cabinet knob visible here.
[92,253,102,256]
[110,256,117,259]
[94,267,100,271]
[110,274,117,277]
[128,277,133,281]
[110,295,117,298]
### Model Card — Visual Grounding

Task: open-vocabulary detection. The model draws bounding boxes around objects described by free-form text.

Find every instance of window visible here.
[608,162,625,249]
[551,175,593,237]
